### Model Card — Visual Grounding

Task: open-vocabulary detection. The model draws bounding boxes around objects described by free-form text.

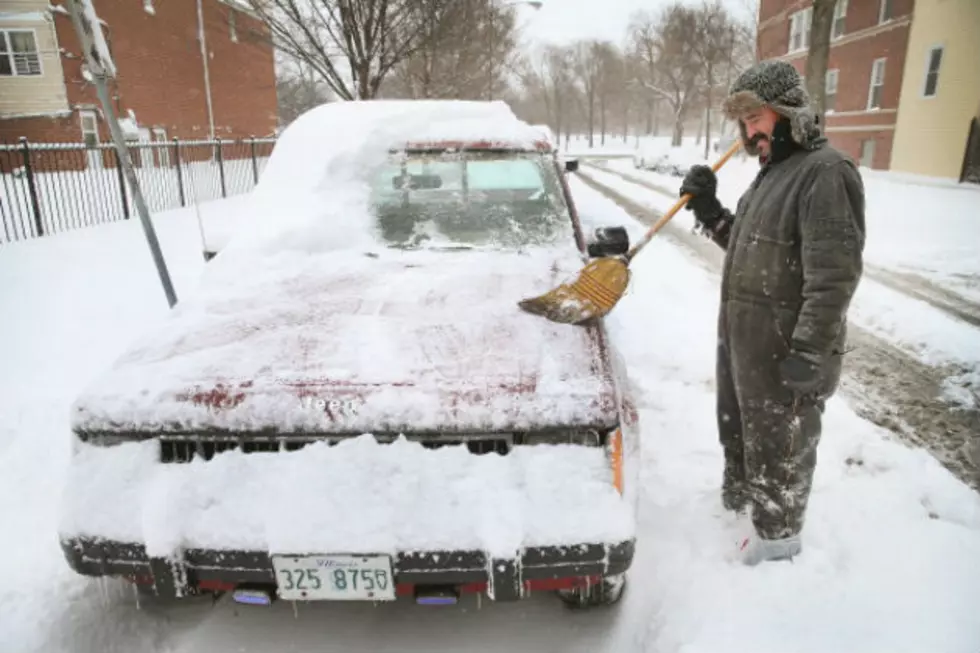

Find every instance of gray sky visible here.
[519,0,758,46]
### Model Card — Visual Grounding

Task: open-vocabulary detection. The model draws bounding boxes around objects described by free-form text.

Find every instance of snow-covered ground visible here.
[586,159,980,381]
[2,173,979,652]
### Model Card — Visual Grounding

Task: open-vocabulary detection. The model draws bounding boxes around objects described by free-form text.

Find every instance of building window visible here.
[860,138,876,168]
[788,7,812,53]
[825,69,839,112]
[879,0,893,23]
[832,0,847,40]
[867,58,886,110]
[80,110,99,148]
[0,29,42,77]
[922,46,943,98]
[229,9,239,43]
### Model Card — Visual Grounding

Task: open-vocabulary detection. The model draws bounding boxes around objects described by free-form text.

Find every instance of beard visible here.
[747,132,769,149]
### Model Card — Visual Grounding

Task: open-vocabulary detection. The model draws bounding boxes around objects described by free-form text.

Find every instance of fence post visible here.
[173,137,186,207]
[114,147,131,220]
[249,136,259,186]
[19,137,44,237]
[215,138,227,198]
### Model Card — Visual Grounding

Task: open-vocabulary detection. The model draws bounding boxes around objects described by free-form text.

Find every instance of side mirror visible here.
[564,158,579,173]
[587,226,629,257]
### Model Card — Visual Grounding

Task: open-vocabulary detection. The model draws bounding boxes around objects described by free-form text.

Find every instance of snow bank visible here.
[59,434,633,559]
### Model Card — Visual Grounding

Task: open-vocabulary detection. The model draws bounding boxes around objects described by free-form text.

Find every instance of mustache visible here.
[747,133,769,148]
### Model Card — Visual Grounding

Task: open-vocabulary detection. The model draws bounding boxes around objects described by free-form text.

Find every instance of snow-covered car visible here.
[59,101,640,610]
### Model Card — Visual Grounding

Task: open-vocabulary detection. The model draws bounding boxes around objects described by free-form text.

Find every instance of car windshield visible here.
[369,150,574,250]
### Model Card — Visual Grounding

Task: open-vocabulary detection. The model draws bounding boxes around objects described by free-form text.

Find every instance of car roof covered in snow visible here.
[255,100,550,199]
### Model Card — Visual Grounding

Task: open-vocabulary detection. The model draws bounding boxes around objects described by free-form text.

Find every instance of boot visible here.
[721,459,748,513]
[738,532,802,566]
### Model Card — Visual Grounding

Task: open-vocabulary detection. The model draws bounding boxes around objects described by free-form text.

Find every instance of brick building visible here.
[0,0,277,149]
[757,0,914,170]
[755,0,980,180]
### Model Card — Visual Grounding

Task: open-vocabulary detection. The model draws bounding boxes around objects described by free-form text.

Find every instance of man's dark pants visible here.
[716,305,841,540]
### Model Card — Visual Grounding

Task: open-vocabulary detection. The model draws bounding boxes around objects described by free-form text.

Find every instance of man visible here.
[679,60,866,565]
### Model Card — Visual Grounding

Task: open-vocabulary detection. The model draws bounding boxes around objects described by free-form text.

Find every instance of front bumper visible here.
[61,537,635,602]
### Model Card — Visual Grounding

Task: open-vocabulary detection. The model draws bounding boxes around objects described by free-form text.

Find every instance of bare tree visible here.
[245,0,453,100]
[572,40,603,148]
[805,0,839,124]
[648,4,702,146]
[385,0,517,100]
[596,43,624,145]
[277,62,333,127]
[516,45,577,145]
[692,1,741,157]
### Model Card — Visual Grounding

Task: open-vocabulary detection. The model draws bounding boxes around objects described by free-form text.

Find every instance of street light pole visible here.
[66,0,177,308]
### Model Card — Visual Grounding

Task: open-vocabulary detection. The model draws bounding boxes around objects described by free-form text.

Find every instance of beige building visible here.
[890,0,980,181]
[0,1,71,119]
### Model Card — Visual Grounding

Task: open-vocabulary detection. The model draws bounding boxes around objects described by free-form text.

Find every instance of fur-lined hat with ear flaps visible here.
[722,59,824,156]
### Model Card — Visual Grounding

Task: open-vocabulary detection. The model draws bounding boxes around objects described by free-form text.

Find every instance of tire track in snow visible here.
[572,167,980,493]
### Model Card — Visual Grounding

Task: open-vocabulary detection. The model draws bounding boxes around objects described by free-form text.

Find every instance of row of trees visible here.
[514,1,756,152]
[255,0,840,151]
[247,0,522,107]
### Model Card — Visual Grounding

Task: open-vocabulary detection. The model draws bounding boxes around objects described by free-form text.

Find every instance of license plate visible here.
[271,554,396,601]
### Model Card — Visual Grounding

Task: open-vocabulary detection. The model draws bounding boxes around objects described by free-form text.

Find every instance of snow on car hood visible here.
[71,245,620,435]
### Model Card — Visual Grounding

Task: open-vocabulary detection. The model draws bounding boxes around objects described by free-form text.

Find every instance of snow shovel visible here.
[517,139,743,325]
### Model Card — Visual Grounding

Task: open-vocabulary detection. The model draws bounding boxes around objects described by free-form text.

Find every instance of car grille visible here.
[149,429,605,464]
[158,433,515,464]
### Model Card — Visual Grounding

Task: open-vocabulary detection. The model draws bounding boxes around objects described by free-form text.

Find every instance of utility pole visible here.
[66,0,177,308]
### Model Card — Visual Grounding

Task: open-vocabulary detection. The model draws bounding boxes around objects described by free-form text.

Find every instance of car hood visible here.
[72,246,621,436]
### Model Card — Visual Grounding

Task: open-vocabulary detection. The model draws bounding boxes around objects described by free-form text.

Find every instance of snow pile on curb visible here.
[58,434,634,558]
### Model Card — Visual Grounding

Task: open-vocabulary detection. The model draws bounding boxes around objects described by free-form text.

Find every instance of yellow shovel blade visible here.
[518,256,631,325]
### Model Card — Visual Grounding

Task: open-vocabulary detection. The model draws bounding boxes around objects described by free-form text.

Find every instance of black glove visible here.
[779,349,822,397]
[679,165,724,229]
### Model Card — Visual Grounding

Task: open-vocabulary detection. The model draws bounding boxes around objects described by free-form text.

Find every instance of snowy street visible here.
[2,166,979,652]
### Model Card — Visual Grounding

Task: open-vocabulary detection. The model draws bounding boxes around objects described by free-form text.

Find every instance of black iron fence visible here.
[0,137,277,244]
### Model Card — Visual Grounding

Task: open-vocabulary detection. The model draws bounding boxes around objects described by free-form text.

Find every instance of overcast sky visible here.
[519,0,758,46]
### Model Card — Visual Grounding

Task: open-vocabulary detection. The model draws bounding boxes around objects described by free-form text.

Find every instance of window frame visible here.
[788,7,813,54]
[860,138,876,168]
[825,69,839,112]
[867,57,886,110]
[832,0,848,40]
[878,0,894,24]
[921,45,943,99]
[79,109,100,148]
[0,28,44,77]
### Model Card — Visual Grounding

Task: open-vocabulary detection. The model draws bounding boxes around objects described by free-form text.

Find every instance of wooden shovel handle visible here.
[625,138,743,261]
